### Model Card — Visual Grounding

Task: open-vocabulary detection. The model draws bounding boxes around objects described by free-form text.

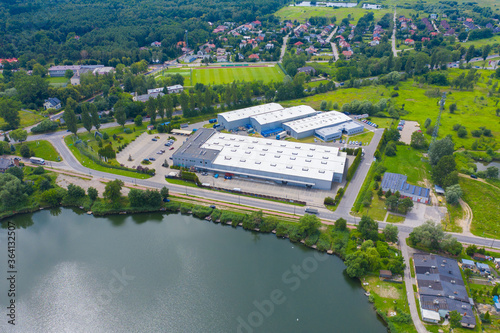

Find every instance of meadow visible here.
[155,67,192,85]
[460,177,500,238]
[46,76,69,87]
[192,65,285,85]
[282,69,500,150]
[0,110,45,129]
[13,140,60,161]
[275,6,391,22]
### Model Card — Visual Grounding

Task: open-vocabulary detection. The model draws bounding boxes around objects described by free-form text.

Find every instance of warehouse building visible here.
[217,103,284,130]
[282,111,353,139]
[250,105,318,136]
[173,128,347,189]
[315,121,364,141]
[381,172,430,203]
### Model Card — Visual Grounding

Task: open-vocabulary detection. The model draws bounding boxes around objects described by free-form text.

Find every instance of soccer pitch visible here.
[193,65,285,85]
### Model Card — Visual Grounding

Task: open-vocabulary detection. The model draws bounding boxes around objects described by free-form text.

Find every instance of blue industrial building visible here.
[381,172,430,203]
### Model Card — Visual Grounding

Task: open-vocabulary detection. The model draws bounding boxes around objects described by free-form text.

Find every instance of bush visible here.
[102,132,109,140]
[33,166,45,175]
[20,144,32,157]
[391,92,399,97]
[124,128,132,134]
[324,196,334,205]
[457,127,467,138]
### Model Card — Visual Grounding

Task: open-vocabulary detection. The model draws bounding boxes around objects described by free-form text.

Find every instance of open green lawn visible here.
[386,214,405,223]
[64,124,152,179]
[13,140,61,161]
[155,67,193,85]
[0,110,45,129]
[460,177,500,238]
[347,129,374,145]
[282,70,500,150]
[275,6,391,22]
[356,194,387,221]
[459,35,500,48]
[46,76,69,87]
[192,65,285,85]
[383,147,430,184]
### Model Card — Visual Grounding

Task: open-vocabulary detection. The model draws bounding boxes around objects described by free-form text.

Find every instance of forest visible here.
[0,0,287,64]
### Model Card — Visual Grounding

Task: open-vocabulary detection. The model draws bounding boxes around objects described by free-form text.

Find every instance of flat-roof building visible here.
[315,121,364,141]
[250,105,317,135]
[172,128,347,189]
[217,103,284,130]
[282,111,353,139]
[414,253,476,328]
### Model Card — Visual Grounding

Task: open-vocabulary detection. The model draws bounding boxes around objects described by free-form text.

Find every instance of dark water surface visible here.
[0,209,387,332]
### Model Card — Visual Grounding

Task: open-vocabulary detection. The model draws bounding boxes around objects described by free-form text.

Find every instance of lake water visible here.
[475,161,500,177]
[0,209,387,332]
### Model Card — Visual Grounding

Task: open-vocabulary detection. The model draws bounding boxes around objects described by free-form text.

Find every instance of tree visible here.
[335,217,347,231]
[41,188,67,206]
[160,186,169,199]
[432,155,457,187]
[384,224,399,243]
[320,100,327,111]
[0,173,27,208]
[32,63,48,77]
[449,103,457,113]
[81,109,92,132]
[128,188,145,207]
[465,45,475,63]
[385,141,397,156]
[115,108,126,127]
[409,221,444,250]
[449,310,461,328]
[398,198,414,214]
[345,251,369,278]
[482,44,491,62]
[428,136,454,165]
[424,118,431,128]
[67,184,85,199]
[9,129,28,142]
[64,69,74,79]
[410,131,427,149]
[358,215,378,241]
[103,179,123,204]
[63,108,78,136]
[385,195,399,211]
[445,184,462,205]
[0,98,21,130]
[457,127,467,138]
[19,144,31,157]
[486,166,499,179]
[90,104,101,130]
[134,115,143,127]
[298,214,321,237]
[98,144,116,161]
[87,187,98,201]
[6,167,23,181]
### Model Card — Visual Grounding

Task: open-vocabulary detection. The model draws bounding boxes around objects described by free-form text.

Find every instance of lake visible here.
[0,209,387,332]
[475,161,500,177]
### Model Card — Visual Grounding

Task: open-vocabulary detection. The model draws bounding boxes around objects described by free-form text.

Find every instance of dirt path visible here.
[458,173,500,190]
[458,198,474,236]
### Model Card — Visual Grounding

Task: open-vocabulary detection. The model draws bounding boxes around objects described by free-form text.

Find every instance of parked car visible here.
[169,157,173,160]
[214,174,219,178]
[165,143,171,146]
[209,205,216,209]
[470,174,478,179]
[152,138,157,141]
[169,147,174,150]
[149,157,156,161]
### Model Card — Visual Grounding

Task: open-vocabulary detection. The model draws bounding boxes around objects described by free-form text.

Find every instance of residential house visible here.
[473,253,486,261]
[422,37,430,42]
[0,158,15,173]
[44,98,62,110]
[342,50,353,59]
[0,58,18,68]
[404,38,415,45]
[251,20,261,28]
[476,262,491,275]
[297,66,316,75]
[248,54,259,60]
[430,14,438,20]
[294,41,304,47]
[461,259,476,270]
[306,46,317,55]
[265,43,275,50]
[151,41,161,47]
[177,41,186,48]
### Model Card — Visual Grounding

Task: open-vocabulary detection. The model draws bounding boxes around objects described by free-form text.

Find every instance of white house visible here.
[44,98,62,110]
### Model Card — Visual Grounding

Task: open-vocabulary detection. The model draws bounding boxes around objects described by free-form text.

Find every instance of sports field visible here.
[192,65,285,85]
[276,6,391,22]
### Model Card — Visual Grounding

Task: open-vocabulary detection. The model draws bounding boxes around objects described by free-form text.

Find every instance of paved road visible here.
[400,232,427,333]
[280,33,290,62]
[325,27,339,62]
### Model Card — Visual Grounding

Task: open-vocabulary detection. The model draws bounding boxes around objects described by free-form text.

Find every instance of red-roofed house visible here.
[0,58,18,67]
[422,37,430,42]
[342,50,353,59]
[430,32,439,37]
[294,41,304,46]
[248,54,259,60]
[177,41,186,48]
[404,38,415,45]
[252,20,262,27]
[466,18,474,23]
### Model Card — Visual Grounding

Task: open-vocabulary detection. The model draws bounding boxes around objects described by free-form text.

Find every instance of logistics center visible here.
[172,128,347,189]
[216,103,364,141]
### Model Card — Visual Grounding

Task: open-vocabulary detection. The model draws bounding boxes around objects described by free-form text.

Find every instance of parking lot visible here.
[399,120,420,145]
[116,132,187,177]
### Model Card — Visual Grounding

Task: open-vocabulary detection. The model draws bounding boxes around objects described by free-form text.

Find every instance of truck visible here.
[209,119,217,124]
[30,157,45,165]
[276,131,287,140]
[304,207,318,214]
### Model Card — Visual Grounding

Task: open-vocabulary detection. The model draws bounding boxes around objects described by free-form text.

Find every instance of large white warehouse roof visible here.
[218,103,283,123]
[201,132,346,182]
[250,105,318,126]
[283,111,352,134]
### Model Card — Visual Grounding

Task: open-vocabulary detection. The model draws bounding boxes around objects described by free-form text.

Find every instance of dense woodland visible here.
[0,0,287,64]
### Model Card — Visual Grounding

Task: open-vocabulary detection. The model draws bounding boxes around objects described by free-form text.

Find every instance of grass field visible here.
[155,67,193,85]
[192,66,285,85]
[383,146,430,184]
[0,110,44,129]
[460,177,500,238]
[356,194,387,221]
[386,214,405,223]
[13,140,61,161]
[347,129,374,145]
[275,6,391,22]
[282,70,500,150]
[46,76,69,87]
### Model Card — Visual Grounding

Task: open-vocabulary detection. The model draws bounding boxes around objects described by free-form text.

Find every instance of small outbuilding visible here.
[379,270,393,279]
[473,253,486,261]
[461,259,475,270]
[475,262,491,274]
